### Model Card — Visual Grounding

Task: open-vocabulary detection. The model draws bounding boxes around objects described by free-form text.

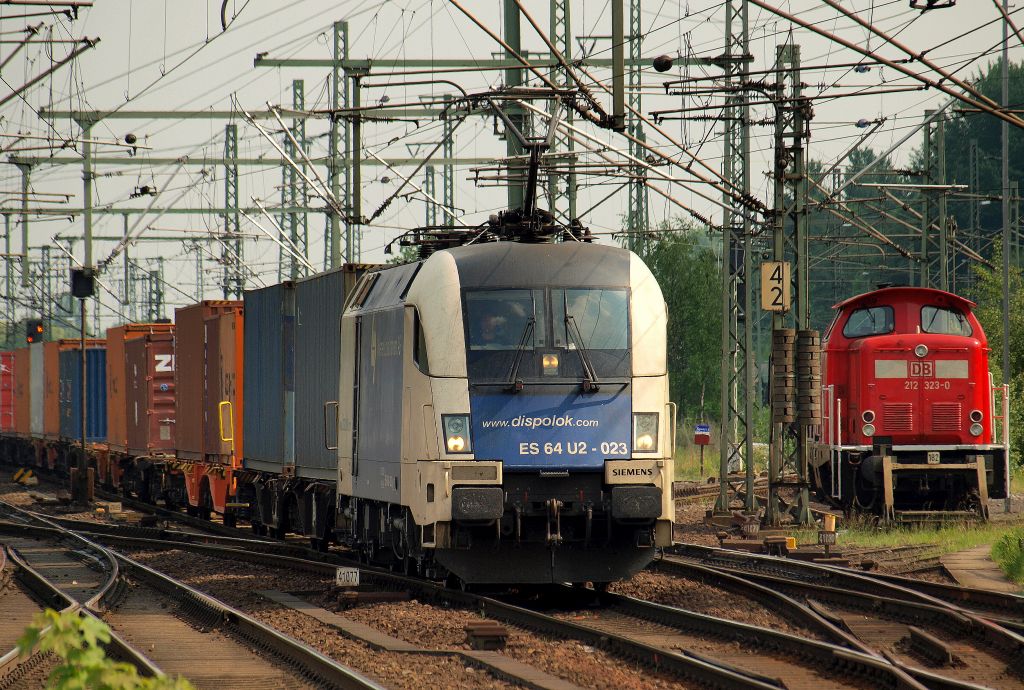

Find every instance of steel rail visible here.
[55,529,790,689]
[0,504,165,683]
[57,526,937,690]
[5,496,996,689]
[660,559,980,690]
[666,545,1024,673]
[669,542,1024,621]
[113,551,383,690]
[0,503,380,690]
[572,586,928,690]
[854,570,1024,632]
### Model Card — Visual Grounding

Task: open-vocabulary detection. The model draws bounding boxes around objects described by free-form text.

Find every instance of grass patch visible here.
[992,528,1024,586]
[789,518,1024,558]
[672,441,767,482]
[1012,463,1024,495]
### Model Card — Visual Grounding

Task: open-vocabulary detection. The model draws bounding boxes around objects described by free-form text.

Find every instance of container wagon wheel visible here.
[197,479,213,521]
[271,493,291,539]
[286,492,304,536]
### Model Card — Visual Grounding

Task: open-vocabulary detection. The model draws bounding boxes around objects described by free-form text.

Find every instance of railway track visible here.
[0,501,380,690]
[9,475,1016,689]
[663,543,1024,689]
[28,507,941,690]
[668,543,1024,630]
[0,539,56,686]
[529,585,925,690]
[673,476,769,502]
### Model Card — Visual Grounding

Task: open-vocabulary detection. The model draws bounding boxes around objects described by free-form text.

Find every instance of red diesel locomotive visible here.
[811,287,1010,521]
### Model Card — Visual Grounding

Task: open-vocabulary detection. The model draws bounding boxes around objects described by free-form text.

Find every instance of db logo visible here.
[909,361,934,377]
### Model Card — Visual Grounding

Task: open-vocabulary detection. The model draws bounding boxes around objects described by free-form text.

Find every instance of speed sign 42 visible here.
[760,261,791,312]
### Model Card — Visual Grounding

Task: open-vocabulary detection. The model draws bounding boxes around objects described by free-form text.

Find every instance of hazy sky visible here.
[0,0,1018,323]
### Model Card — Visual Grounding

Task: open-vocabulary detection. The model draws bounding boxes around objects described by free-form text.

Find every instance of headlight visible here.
[862,423,875,437]
[633,413,659,453]
[970,422,983,437]
[969,409,983,423]
[862,410,875,423]
[914,344,928,358]
[541,353,559,377]
[442,414,472,454]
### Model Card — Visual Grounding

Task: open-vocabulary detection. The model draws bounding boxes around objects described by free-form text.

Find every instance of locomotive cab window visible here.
[842,306,894,338]
[552,288,629,351]
[413,309,429,373]
[466,289,544,351]
[464,286,630,381]
[920,305,972,336]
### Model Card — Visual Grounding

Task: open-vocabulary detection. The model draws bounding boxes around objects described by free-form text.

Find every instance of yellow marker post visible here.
[819,513,838,557]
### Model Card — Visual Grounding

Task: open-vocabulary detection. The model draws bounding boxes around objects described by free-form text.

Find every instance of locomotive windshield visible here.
[842,306,894,338]
[921,305,973,336]
[466,290,545,351]
[465,287,630,381]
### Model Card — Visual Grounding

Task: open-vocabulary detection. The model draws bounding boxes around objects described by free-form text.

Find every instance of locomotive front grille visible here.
[931,402,962,432]
[883,403,913,432]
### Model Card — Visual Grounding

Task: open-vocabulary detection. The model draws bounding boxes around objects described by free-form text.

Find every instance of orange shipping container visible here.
[175,301,243,461]
[43,341,60,437]
[13,347,29,435]
[106,324,175,452]
[204,311,244,463]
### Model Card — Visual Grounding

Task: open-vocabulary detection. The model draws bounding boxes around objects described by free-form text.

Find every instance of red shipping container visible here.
[13,347,29,435]
[126,332,176,456]
[175,301,243,461]
[107,324,175,452]
[0,351,13,433]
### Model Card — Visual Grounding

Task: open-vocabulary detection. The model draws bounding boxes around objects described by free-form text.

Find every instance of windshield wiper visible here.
[565,314,600,392]
[504,317,535,392]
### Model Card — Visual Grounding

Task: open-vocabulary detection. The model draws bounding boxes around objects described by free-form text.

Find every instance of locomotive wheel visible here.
[811,464,831,503]
[853,471,878,513]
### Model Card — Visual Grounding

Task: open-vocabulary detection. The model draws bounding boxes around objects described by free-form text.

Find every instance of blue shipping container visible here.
[59,346,107,442]
[242,282,295,471]
[294,266,378,479]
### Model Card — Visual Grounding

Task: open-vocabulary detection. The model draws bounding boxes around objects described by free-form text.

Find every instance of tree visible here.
[805,146,916,332]
[970,246,1024,466]
[386,244,420,266]
[944,59,1024,237]
[639,222,722,420]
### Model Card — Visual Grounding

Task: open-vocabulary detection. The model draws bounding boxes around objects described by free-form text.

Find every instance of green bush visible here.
[18,609,193,690]
[991,529,1024,587]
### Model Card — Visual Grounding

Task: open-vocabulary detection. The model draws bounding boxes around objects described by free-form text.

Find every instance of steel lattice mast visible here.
[714,0,757,516]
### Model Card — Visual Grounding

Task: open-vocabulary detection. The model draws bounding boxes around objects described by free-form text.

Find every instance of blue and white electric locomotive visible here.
[334,224,673,585]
